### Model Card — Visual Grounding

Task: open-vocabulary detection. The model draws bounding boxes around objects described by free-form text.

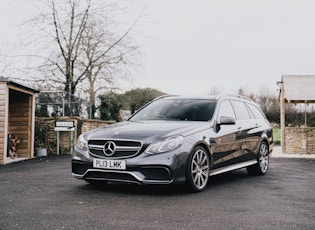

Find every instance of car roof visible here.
[155,94,254,102]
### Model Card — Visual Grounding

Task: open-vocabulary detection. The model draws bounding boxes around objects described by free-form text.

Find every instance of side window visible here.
[231,100,251,120]
[247,103,266,120]
[217,100,236,120]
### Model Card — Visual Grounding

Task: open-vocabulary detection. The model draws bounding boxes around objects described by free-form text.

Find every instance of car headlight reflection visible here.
[145,136,184,154]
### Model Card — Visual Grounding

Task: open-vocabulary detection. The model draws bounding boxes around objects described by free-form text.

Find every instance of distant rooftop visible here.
[0,76,40,93]
[278,75,315,103]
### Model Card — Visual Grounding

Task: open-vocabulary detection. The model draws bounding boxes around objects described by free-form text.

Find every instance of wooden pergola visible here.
[277,75,315,153]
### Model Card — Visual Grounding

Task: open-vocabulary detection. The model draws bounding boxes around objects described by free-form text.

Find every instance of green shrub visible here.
[273,128,281,146]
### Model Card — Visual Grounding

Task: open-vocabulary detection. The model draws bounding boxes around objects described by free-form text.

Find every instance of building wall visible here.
[284,127,315,154]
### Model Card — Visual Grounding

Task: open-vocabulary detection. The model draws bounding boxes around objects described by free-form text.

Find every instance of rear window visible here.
[247,103,266,120]
[231,100,251,120]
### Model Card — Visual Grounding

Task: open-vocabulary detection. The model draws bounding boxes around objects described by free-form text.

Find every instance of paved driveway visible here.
[0,155,314,230]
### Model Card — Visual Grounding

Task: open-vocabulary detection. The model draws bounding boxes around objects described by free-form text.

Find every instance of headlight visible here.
[76,135,88,152]
[145,136,184,154]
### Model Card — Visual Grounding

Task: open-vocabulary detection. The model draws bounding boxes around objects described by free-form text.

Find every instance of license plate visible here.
[93,159,126,170]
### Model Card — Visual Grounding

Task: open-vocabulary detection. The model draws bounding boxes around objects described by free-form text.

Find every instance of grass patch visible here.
[273,127,281,146]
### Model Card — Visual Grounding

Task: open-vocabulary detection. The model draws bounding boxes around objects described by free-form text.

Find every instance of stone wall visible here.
[36,117,114,155]
[284,127,315,154]
[0,82,6,164]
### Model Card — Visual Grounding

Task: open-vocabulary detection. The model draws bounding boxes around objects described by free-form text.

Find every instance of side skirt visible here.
[209,160,257,176]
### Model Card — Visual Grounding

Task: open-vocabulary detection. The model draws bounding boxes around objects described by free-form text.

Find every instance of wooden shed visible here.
[0,77,39,165]
[277,75,315,154]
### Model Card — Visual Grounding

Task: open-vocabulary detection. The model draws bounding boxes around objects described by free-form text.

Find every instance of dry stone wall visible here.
[284,127,315,154]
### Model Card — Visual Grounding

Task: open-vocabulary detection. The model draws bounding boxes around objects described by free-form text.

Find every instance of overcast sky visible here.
[1,0,315,96]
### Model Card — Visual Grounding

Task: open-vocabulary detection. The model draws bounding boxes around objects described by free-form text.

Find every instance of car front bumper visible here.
[72,146,190,185]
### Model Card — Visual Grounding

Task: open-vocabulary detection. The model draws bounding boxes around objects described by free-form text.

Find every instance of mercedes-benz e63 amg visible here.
[72,94,273,192]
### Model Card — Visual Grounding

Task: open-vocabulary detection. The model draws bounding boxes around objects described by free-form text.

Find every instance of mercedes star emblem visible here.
[103,141,116,157]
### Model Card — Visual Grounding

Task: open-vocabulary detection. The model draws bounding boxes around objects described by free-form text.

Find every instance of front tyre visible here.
[186,146,210,192]
[247,141,269,175]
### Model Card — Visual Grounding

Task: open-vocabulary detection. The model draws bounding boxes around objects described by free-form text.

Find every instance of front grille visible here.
[88,139,142,159]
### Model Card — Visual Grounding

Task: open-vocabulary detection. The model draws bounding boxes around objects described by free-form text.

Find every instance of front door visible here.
[211,100,241,169]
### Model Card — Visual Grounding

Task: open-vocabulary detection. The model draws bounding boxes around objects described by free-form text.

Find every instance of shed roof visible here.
[278,75,315,103]
[0,76,40,93]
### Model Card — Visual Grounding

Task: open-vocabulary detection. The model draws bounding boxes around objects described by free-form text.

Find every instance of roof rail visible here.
[216,94,254,101]
[153,94,175,101]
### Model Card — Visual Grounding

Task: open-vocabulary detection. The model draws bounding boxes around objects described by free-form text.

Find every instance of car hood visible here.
[83,120,210,143]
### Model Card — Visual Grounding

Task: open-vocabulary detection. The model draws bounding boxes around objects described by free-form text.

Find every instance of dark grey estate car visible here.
[72,94,273,192]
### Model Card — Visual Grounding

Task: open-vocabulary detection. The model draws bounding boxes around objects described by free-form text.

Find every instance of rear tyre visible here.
[186,146,210,192]
[247,141,269,175]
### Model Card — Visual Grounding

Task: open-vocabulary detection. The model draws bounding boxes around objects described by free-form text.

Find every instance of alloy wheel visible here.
[259,142,269,173]
[190,148,209,191]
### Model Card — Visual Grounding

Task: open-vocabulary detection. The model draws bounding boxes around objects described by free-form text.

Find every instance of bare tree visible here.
[48,0,91,94]
[51,0,142,93]
[1,0,145,117]
[78,10,142,117]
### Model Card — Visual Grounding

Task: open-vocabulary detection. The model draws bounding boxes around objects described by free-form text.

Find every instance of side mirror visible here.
[218,116,235,125]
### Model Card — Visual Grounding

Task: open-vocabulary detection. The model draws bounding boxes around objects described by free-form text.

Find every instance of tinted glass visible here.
[247,103,266,120]
[129,99,216,122]
[217,100,236,120]
[231,100,251,120]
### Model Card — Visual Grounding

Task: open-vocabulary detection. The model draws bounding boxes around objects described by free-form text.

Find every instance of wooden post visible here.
[277,81,285,154]
[304,102,307,127]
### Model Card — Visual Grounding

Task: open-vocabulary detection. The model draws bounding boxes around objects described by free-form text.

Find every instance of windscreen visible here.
[129,99,216,122]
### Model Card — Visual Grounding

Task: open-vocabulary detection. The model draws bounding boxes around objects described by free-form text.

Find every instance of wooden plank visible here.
[10,117,30,121]
[9,121,29,126]
[10,108,28,113]
[17,145,28,150]
[9,110,29,114]
[8,132,29,137]
[10,108,29,113]
[282,75,315,102]
[17,151,29,158]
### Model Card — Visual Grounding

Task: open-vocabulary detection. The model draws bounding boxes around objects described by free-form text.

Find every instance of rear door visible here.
[231,100,258,161]
[245,102,269,155]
